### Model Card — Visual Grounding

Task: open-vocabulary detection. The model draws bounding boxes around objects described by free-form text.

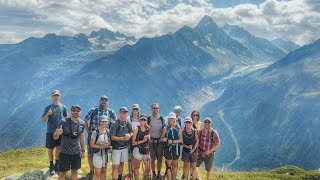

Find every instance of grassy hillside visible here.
[0,147,319,179]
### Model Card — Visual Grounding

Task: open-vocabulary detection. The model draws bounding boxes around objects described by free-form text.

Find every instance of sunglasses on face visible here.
[193,114,199,117]
[185,122,192,124]
[120,111,128,114]
[52,95,60,97]
[204,121,211,123]
[152,107,159,109]
[133,108,139,111]
[72,109,81,113]
[140,119,147,121]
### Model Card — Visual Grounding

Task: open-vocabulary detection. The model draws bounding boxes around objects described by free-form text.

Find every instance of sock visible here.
[50,161,53,166]
[55,160,59,165]
[153,171,156,175]
[157,171,160,176]
[118,174,122,180]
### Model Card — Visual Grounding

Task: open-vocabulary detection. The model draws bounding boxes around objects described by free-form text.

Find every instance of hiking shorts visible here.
[112,147,129,165]
[181,150,198,163]
[46,133,61,149]
[163,145,180,160]
[58,153,81,172]
[92,153,108,168]
[196,155,214,171]
[149,141,163,161]
[132,147,150,160]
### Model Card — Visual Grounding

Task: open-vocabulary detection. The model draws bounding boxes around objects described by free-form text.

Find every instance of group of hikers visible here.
[42,90,221,180]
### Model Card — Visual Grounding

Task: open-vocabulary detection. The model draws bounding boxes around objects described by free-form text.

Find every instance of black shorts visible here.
[164,145,180,160]
[46,133,61,149]
[59,153,82,172]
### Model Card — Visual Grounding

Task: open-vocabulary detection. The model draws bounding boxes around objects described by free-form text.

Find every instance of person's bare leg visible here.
[58,172,66,180]
[71,169,78,180]
[183,162,189,180]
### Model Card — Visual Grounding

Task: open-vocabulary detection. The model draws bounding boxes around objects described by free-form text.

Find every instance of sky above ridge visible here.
[0,0,319,45]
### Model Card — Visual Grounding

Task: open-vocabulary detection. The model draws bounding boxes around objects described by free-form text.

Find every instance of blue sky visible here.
[0,0,319,45]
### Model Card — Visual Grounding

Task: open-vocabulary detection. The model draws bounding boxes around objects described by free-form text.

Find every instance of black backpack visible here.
[199,129,215,144]
[110,120,131,148]
[91,128,109,154]
[136,126,150,154]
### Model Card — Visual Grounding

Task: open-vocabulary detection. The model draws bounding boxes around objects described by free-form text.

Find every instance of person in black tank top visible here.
[131,115,151,180]
[181,117,199,180]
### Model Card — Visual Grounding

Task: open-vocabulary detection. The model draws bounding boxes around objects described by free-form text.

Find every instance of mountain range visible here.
[0,15,318,170]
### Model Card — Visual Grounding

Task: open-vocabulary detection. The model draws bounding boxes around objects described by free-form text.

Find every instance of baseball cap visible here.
[173,106,182,113]
[100,115,108,122]
[132,104,140,109]
[139,115,147,120]
[168,112,176,119]
[184,117,192,123]
[71,104,81,111]
[119,107,128,112]
[204,117,212,123]
[52,90,61,96]
[100,95,108,101]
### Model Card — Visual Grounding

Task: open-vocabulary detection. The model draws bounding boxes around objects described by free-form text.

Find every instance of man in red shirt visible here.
[196,117,220,180]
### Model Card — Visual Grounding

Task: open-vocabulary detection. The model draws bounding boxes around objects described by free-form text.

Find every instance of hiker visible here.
[41,90,68,175]
[131,115,151,180]
[83,95,117,177]
[90,115,110,180]
[191,110,202,131]
[173,106,183,128]
[53,104,85,180]
[126,104,141,178]
[128,104,141,129]
[147,103,165,179]
[161,112,183,180]
[196,117,220,180]
[110,107,133,180]
[181,117,199,180]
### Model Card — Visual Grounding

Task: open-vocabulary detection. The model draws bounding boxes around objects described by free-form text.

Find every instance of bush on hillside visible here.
[271,165,305,176]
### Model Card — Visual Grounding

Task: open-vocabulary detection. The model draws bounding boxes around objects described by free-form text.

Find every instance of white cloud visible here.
[0,0,319,45]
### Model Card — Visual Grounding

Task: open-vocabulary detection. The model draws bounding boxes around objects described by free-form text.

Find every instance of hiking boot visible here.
[152,173,157,180]
[54,163,59,173]
[49,164,55,175]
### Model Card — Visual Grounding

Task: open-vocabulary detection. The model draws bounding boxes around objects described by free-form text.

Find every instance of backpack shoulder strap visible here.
[147,116,151,125]
[107,108,115,120]
[210,129,215,143]
[89,107,99,130]
[159,116,164,126]
[94,129,100,144]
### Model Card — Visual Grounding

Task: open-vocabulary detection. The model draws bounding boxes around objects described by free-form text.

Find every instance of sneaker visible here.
[49,164,55,175]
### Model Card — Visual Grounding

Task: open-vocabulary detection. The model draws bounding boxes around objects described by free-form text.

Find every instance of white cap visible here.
[168,112,176,119]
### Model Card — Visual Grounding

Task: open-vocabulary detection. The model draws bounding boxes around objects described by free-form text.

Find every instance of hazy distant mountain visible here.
[271,38,301,53]
[223,24,286,61]
[202,39,320,170]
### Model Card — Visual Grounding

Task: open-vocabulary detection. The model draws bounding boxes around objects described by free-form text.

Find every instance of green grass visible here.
[0,146,319,180]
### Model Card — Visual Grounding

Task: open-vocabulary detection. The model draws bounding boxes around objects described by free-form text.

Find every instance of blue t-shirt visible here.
[42,103,68,133]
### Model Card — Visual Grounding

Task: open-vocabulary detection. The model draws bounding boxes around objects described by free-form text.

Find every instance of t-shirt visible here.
[91,130,109,156]
[110,119,133,148]
[84,107,117,132]
[59,118,85,155]
[42,103,68,133]
[127,115,140,129]
[149,116,163,139]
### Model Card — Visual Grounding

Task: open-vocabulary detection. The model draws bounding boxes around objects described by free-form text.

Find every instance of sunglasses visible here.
[140,119,147,121]
[193,114,199,117]
[152,107,159,109]
[204,121,211,123]
[72,109,81,113]
[185,121,192,124]
[132,108,139,111]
